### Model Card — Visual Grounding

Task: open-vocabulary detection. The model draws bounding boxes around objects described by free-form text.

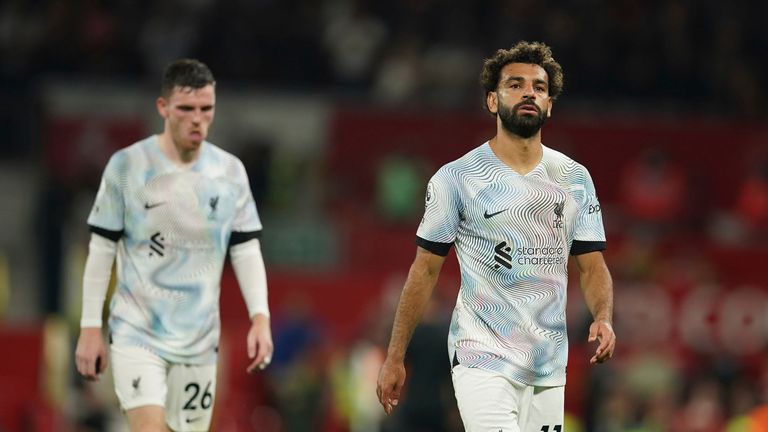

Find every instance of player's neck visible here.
[157,133,199,167]
[490,130,543,175]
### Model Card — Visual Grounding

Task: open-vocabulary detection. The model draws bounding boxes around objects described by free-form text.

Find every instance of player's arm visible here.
[573,250,615,364]
[377,246,447,415]
[75,232,117,380]
[229,237,273,373]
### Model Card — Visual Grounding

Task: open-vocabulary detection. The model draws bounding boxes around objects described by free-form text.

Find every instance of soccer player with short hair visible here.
[74,59,273,432]
[376,41,616,431]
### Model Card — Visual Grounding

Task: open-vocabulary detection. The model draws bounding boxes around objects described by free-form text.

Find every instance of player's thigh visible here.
[111,344,169,411]
[521,385,564,432]
[452,364,530,432]
[165,362,218,432]
[126,405,170,432]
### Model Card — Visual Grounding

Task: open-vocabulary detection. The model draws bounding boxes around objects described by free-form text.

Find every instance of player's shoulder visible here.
[542,145,591,176]
[200,141,250,181]
[540,145,600,197]
[203,141,244,165]
[202,140,232,157]
[436,142,489,177]
[103,136,156,172]
[542,145,580,167]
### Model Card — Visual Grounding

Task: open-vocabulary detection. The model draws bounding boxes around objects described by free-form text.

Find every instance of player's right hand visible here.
[75,327,108,380]
[376,357,406,415]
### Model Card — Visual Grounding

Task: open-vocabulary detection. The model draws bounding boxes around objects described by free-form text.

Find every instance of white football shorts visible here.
[111,345,217,432]
[451,364,564,432]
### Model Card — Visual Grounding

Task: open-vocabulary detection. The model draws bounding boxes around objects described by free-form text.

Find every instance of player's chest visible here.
[463,177,578,232]
[123,170,240,232]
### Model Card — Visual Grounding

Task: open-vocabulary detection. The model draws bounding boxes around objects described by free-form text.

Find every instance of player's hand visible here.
[376,357,406,415]
[588,320,615,364]
[246,313,273,373]
[75,327,108,380]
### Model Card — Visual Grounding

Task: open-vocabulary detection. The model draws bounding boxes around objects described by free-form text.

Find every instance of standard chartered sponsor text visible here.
[516,246,566,265]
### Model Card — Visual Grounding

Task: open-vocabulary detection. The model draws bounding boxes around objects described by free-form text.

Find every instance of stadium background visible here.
[1,0,768,431]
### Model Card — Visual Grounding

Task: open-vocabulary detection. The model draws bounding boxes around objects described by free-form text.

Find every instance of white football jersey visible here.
[416,142,606,386]
[88,136,262,364]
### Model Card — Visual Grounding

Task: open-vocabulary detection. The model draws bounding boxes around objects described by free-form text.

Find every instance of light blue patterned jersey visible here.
[416,142,606,386]
[87,136,261,364]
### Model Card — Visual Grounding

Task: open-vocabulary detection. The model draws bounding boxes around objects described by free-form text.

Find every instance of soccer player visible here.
[376,41,616,431]
[74,59,273,432]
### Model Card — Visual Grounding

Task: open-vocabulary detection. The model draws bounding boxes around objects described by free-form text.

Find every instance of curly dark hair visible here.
[161,59,216,97]
[479,41,564,113]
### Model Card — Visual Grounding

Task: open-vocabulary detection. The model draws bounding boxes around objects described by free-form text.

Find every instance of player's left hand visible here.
[376,356,406,415]
[588,320,615,364]
[246,313,273,373]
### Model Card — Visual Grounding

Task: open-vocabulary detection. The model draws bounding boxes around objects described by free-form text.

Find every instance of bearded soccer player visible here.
[75,59,273,432]
[377,41,615,432]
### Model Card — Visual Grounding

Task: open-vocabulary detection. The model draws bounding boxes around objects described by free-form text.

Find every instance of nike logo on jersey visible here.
[484,209,507,219]
[186,416,204,424]
[144,202,165,209]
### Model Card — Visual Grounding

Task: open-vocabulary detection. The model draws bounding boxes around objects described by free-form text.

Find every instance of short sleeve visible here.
[415,168,462,256]
[87,153,126,239]
[229,160,263,246]
[571,166,606,254]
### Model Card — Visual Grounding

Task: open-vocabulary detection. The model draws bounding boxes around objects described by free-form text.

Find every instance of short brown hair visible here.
[161,59,216,97]
[479,41,564,112]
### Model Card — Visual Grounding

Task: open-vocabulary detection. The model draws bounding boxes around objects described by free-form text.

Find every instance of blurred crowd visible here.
[2,0,768,129]
[2,0,768,431]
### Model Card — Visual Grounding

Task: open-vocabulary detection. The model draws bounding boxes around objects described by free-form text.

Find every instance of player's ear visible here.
[486,91,498,114]
[547,98,553,118]
[156,96,168,119]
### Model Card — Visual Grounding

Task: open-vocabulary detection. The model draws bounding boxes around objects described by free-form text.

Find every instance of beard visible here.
[497,99,547,138]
